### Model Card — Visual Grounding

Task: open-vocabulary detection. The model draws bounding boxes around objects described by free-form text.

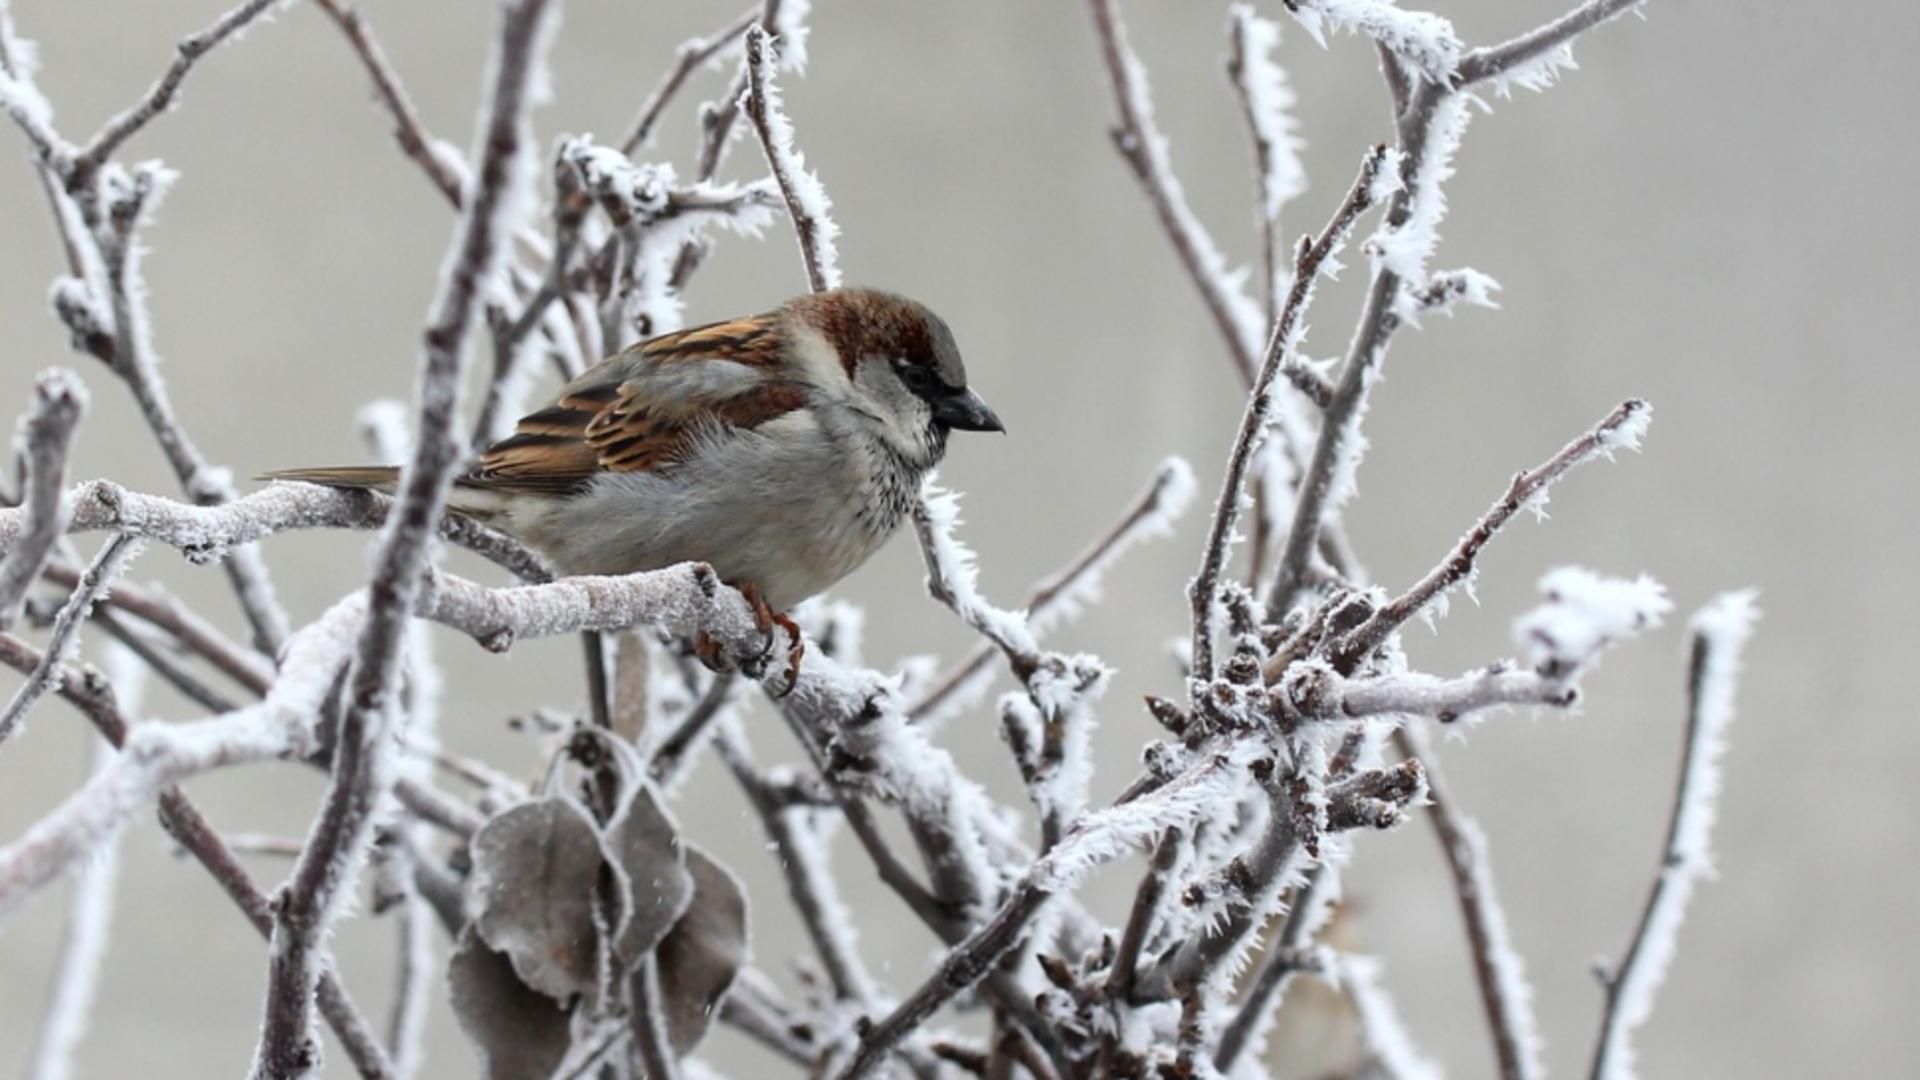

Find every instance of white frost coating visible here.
[1328,954,1443,1080]
[1514,567,1671,675]
[1371,93,1471,284]
[1595,399,1653,458]
[1285,0,1463,84]
[616,176,781,343]
[1230,6,1308,224]
[771,0,813,72]
[916,478,1036,655]
[0,593,367,925]
[1596,590,1759,1080]
[1452,814,1543,1075]
[1030,748,1250,893]
[1489,42,1579,98]
[747,33,841,290]
[1107,8,1267,368]
[24,647,143,1080]
[356,399,414,466]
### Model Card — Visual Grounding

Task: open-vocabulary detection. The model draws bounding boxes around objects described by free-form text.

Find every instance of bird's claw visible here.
[737,582,804,698]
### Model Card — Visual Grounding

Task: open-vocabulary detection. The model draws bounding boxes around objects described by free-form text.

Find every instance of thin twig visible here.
[1398,722,1540,1080]
[619,6,757,156]
[909,457,1192,723]
[0,536,140,747]
[254,1,555,1071]
[1214,864,1335,1071]
[0,370,86,630]
[1589,592,1757,1080]
[741,23,840,293]
[1331,399,1649,669]
[1455,0,1649,88]
[0,633,396,1077]
[67,0,292,186]
[1189,147,1394,680]
[308,0,465,206]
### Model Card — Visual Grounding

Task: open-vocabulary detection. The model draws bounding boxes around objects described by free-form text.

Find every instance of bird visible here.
[264,287,1002,679]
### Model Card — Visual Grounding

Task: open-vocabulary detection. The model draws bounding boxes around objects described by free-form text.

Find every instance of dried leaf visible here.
[448,927,571,1080]
[644,845,748,1056]
[608,784,694,965]
[468,798,603,1002]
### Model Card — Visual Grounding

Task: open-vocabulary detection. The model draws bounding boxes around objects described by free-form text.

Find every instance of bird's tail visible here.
[258,465,402,495]
[260,466,516,522]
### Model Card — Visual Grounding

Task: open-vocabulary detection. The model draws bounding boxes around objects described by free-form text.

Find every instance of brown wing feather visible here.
[465,312,803,496]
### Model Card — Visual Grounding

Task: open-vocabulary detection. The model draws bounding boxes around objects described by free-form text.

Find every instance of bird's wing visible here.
[467,312,807,496]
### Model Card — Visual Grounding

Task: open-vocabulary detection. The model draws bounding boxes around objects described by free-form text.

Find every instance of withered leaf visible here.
[468,797,603,1002]
[607,784,694,965]
[644,844,748,1056]
[447,927,571,1080]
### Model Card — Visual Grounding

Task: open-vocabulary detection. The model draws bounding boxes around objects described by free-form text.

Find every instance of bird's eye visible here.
[897,363,936,393]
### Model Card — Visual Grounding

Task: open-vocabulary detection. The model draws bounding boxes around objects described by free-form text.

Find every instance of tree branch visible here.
[0,369,86,630]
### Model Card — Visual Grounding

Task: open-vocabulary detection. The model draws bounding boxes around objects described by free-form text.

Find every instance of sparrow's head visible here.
[790,287,1003,466]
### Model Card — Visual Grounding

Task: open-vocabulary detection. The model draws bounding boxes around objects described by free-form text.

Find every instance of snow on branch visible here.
[0,535,141,748]
[1590,590,1758,1080]
[0,369,86,630]
[619,6,757,156]
[742,23,840,293]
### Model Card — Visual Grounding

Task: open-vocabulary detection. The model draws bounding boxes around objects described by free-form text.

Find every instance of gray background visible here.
[1,0,1914,1076]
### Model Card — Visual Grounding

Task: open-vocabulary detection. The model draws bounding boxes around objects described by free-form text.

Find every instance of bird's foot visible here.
[736,582,805,698]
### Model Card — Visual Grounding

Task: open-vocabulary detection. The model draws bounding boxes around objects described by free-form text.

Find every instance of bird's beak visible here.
[932,388,1005,433]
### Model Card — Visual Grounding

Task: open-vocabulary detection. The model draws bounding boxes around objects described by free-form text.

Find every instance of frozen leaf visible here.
[608,784,694,965]
[468,798,603,1002]
[447,927,571,1080]
[646,845,748,1056]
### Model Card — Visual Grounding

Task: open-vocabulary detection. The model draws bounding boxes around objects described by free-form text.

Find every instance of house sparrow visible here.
[266,287,1001,664]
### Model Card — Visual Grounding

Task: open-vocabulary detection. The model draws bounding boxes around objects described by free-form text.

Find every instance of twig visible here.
[1086,0,1266,387]
[631,955,681,1080]
[1189,147,1395,680]
[837,751,1247,1078]
[90,609,242,714]
[1105,826,1182,1005]
[742,23,840,293]
[253,5,555,1071]
[1265,0,1652,618]
[1331,399,1650,669]
[619,6,757,155]
[909,457,1192,723]
[0,632,395,1077]
[649,671,737,782]
[66,0,292,187]
[308,0,465,207]
[0,369,86,630]
[0,479,548,583]
[24,660,135,1080]
[0,536,141,747]
[1398,722,1541,1080]
[1226,6,1306,323]
[1455,0,1649,88]
[1214,864,1335,1071]
[44,559,276,694]
[1589,592,1757,1080]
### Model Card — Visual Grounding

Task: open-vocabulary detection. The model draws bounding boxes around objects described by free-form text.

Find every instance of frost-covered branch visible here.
[1190,145,1397,680]
[0,369,86,631]
[66,0,292,186]
[0,628,396,1078]
[253,0,557,1071]
[910,457,1192,724]
[1265,0,1652,618]
[1226,5,1307,321]
[309,0,466,206]
[0,536,140,748]
[1456,0,1649,90]
[619,6,757,155]
[1590,591,1758,1080]
[1087,0,1268,388]
[1398,721,1542,1080]
[742,23,840,293]
[0,479,550,583]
